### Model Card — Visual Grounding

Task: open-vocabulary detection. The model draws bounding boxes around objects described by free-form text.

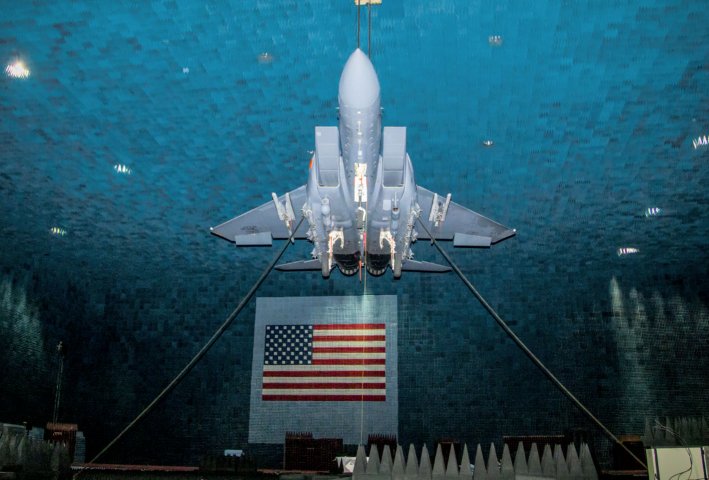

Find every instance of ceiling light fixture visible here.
[488,35,503,47]
[113,164,132,175]
[258,52,274,64]
[5,60,30,79]
[644,207,662,217]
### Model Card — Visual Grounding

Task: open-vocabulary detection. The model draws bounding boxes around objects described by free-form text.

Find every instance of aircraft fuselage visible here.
[304,49,417,277]
[210,48,515,279]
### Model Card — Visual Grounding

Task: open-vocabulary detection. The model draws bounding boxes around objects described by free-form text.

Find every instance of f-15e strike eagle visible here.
[211,48,515,279]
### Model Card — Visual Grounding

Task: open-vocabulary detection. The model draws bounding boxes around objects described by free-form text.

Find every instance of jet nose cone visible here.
[338,48,380,109]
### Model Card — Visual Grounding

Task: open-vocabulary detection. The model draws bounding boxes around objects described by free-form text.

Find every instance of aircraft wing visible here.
[416,186,516,247]
[210,185,308,245]
[274,259,322,271]
[401,260,451,273]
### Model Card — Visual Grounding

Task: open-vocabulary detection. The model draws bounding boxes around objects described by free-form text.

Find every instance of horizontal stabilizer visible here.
[275,259,323,271]
[400,260,451,273]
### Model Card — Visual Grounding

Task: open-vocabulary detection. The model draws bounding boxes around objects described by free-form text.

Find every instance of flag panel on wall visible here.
[262,323,386,401]
[248,296,398,444]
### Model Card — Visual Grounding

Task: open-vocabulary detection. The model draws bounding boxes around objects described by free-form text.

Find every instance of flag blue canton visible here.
[264,325,314,365]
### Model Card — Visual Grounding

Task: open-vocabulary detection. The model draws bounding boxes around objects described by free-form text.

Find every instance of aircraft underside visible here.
[210,48,515,279]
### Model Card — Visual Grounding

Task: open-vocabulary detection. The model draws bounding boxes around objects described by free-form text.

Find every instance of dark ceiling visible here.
[1,0,707,466]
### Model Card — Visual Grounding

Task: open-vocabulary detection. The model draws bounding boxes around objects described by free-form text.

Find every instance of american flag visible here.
[262,323,386,401]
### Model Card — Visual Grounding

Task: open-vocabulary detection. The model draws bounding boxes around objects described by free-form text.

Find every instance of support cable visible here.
[368,3,372,57]
[74,217,305,478]
[416,218,648,470]
[357,1,361,49]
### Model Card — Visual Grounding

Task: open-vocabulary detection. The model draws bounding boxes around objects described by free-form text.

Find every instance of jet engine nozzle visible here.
[334,252,360,276]
[365,254,389,277]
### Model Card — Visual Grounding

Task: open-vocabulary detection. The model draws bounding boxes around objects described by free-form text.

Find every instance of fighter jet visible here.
[210,48,515,279]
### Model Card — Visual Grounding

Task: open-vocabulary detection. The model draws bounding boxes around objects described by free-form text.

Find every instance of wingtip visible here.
[492,228,517,244]
[400,260,452,273]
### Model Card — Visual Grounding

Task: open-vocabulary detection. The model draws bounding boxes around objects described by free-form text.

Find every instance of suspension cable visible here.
[368,3,372,57]
[357,1,361,49]
[416,218,648,470]
[74,217,305,478]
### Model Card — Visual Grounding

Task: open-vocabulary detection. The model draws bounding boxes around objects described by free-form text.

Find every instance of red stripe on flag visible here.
[312,359,385,365]
[313,324,385,330]
[262,383,385,389]
[312,335,385,342]
[312,347,385,353]
[263,370,385,378]
[262,395,386,402]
